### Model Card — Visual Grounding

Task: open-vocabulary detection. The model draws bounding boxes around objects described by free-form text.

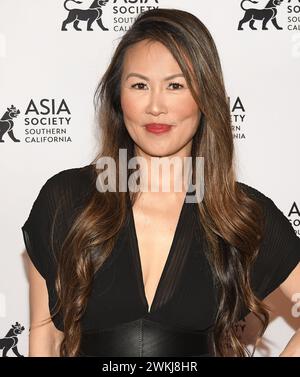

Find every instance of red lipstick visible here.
[144,123,173,134]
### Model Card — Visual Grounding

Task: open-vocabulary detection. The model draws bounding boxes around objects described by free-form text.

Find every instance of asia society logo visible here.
[238,0,283,30]
[61,0,160,32]
[0,105,21,143]
[288,201,300,237]
[61,0,109,31]
[238,0,300,31]
[0,322,25,357]
[229,96,246,140]
[0,99,72,144]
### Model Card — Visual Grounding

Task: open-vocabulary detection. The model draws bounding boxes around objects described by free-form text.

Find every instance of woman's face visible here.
[120,39,201,159]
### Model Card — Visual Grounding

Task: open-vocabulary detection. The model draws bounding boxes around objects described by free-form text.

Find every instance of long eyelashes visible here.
[130,82,184,90]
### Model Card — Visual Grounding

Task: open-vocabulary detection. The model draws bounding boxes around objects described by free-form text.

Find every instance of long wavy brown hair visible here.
[48,8,270,356]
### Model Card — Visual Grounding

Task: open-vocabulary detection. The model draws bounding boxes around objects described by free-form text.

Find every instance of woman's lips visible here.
[144,123,173,134]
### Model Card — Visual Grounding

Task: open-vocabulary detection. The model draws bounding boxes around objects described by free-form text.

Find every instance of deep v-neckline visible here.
[128,191,190,314]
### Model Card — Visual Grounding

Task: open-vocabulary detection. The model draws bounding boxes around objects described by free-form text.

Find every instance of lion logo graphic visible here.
[238,0,284,30]
[0,322,25,357]
[0,105,21,143]
[61,0,109,31]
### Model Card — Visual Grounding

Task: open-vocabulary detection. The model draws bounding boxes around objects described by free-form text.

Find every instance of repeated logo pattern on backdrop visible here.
[0,0,299,357]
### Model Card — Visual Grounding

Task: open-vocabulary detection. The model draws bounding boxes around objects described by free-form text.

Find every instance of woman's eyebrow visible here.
[125,73,184,81]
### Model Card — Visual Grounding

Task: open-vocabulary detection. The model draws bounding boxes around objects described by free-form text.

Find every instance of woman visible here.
[21,8,300,357]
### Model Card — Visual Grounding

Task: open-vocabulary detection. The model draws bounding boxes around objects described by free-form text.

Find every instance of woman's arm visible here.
[278,261,300,357]
[27,255,64,356]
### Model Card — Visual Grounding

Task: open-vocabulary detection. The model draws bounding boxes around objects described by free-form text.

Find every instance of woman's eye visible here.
[169,82,184,90]
[131,82,147,90]
[131,82,184,90]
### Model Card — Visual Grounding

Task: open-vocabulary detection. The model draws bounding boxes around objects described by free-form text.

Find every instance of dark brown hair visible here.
[49,8,270,356]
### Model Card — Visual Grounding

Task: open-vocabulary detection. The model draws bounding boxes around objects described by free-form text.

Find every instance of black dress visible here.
[21,164,300,357]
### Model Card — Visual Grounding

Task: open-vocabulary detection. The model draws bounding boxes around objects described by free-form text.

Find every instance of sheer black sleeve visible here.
[22,175,60,281]
[239,182,300,300]
[21,164,96,330]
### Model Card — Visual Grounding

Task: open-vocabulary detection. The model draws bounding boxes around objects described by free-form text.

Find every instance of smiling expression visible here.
[120,39,201,159]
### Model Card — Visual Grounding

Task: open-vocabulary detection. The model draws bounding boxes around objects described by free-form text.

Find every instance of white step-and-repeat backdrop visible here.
[0,0,299,357]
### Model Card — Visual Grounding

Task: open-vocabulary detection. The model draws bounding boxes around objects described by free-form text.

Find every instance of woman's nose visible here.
[145,89,168,115]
